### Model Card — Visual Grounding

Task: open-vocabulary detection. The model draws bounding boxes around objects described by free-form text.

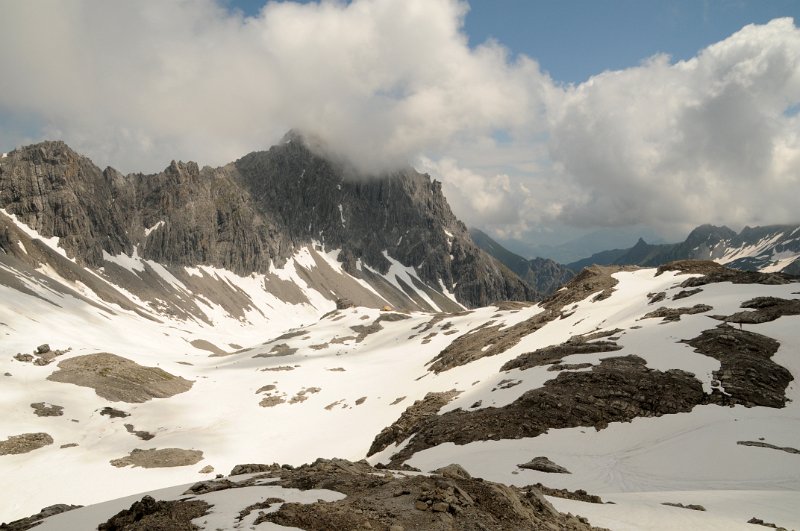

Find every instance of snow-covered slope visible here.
[568,224,800,276]
[2,244,799,529]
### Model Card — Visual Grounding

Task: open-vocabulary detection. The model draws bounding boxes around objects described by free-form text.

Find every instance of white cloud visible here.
[547,18,800,233]
[0,0,550,175]
[0,2,798,241]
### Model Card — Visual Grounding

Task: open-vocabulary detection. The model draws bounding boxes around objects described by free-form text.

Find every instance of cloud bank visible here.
[0,1,798,239]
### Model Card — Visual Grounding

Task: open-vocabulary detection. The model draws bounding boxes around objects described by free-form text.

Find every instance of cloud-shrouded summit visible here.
[0,0,798,240]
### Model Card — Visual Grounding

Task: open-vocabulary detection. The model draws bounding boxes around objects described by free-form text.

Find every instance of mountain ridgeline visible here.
[567,224,800,275]
[0,136,533,310]
[469,228,575,295]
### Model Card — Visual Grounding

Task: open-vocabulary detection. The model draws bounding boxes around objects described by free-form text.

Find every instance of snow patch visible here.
[144,220,165,237]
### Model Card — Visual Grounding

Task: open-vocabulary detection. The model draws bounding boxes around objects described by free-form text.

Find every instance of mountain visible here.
[501,226,668,264]
[567,224,800,274]
[469,228,574,295]
[2,140,800,530]
[0,138,533,316]
[2,260,798,530]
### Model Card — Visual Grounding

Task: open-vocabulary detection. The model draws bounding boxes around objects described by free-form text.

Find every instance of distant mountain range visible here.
[469,228,574,295]
[567,224,800,275]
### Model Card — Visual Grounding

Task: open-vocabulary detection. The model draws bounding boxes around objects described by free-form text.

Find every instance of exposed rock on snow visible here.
[541,265,636,309]
[737,440,800,455]
[647,291,666,304]
[30,402,63,417]
[47,353,193,403]
[684,324,793,408]
[124,424,155,441]
[658,260,793,286]
[673,288,702,300]
[661,502,706,511]
[368,390,462,457]
[518,456,571,474]
[380,356,707,466]
[0,433,53,456]
[642,304,712,322]
[0,504,82,531]
[428,310,556,373]
[110,448,204,469]
[747,516,789,530]
[530,484,604,504]
[255,458,603,530]
[501,333,622,372]
[724,296,800,324]
[99,407,130,418]
[97,495,209,531]
[254,343,298,357]
[259,395,286,407]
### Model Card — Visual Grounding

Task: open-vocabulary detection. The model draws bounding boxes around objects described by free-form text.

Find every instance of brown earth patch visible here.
[47,353,193,403]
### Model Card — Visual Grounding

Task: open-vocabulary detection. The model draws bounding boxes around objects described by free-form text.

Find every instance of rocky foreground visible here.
[3,459,606,531]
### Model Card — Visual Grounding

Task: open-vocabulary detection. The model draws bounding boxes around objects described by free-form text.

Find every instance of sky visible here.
[1,0,799,254]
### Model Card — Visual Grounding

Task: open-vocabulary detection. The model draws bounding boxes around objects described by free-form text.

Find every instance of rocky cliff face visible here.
[0,137,532,308]
[469,228,574,295]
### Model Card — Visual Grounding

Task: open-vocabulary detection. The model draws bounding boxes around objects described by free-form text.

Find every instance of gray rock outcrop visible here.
[0,137,534,308]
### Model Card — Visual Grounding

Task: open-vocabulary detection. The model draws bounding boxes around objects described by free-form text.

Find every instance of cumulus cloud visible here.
[547,18,800,233]
[0,2,798,239]
[0,0,550,175]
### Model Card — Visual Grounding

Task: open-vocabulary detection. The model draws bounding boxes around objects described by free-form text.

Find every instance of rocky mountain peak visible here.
[0,137,533,308]
[684,224,735,248]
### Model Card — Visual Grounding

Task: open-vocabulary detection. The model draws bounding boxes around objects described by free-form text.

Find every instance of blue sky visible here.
[226,0,800,83]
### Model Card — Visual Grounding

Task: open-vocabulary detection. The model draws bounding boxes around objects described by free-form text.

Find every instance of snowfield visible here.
[1,224,799,529]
